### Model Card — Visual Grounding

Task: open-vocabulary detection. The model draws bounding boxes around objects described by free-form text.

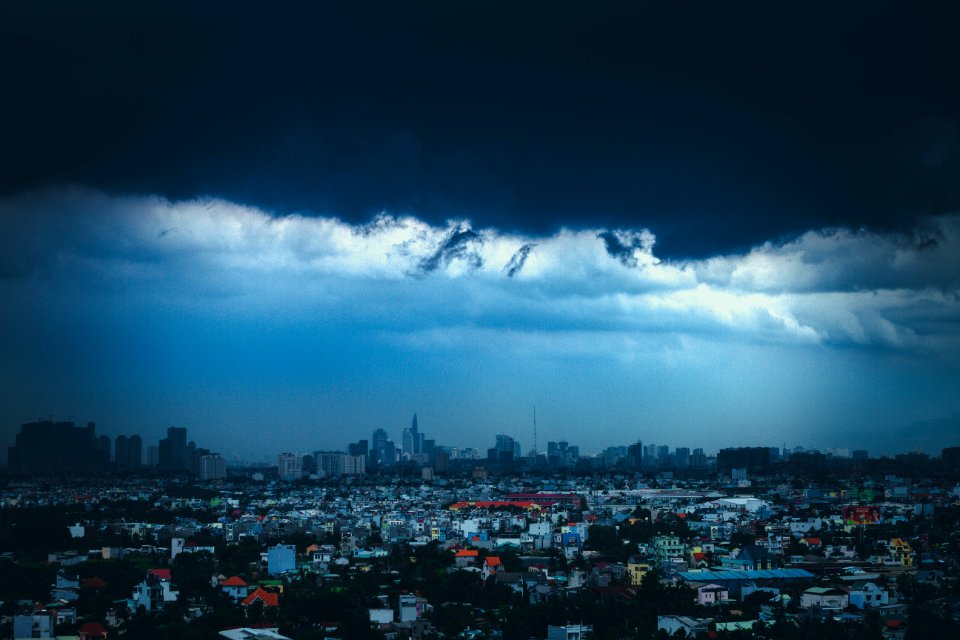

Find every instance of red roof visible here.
[82,576,108,589]
[78,622,108,637]
[455,549,479,557]
[485,556,502,566]
[221,576,248,587]
[449,501,540,510]
[148,569,172,580]
[242,587,280,607]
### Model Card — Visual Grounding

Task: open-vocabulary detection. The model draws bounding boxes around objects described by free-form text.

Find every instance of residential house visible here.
[657,616,711,636]
[267,544,296,576]
[652,536,685,568]
[13,612,54,639]
[219,576,250,602]
[848,582,890,609]
[454,549,479,567]
[131,569,179,612]
[800,587,849,610]
[547,624,592,640]
[886,539,913,567]
[482,556,503,578]
[691,582,729,606]
[627,560,650,586]
[242,587,280,609]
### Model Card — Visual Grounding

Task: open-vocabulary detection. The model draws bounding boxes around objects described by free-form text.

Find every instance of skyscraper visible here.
[277,453,302,481]
[158,426,188,472]
[115,434,142,470]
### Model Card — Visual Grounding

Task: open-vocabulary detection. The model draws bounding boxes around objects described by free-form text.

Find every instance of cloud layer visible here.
[2,187,958,354]
[1,188,959,457]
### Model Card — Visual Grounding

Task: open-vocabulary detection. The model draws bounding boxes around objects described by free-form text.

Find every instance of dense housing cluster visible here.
[1,448,959,640]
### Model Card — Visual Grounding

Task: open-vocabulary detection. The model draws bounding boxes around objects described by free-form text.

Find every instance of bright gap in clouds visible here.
[0,187,958,457]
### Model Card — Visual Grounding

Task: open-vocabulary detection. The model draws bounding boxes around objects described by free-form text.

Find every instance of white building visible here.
[277,453,302,481]
[200,454,226,480]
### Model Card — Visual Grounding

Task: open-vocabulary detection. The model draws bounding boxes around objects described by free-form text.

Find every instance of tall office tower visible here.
[94,435,111,467]
[158,426,188,472]
[675,447,690,468]
[115,434,143,470]
[487,434,518,465]
[115,435,128,465]
[691,448,706,468]
[348,439,368,458]
[646,444,657,463]
[657,445,670,467]
[411,414,421,454]
[370,428,396,467]
[402,414,422,457]
[422,438,435,463]
[627,441,643,469]
[277,453,302,481]
[127,435,142,468]
[382,439,397,466]
[547,441,559,458]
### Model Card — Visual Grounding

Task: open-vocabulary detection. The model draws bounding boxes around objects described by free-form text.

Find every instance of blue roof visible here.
[678,569,815,581]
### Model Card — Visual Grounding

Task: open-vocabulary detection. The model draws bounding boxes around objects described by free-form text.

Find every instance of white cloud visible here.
[1,187,958,355]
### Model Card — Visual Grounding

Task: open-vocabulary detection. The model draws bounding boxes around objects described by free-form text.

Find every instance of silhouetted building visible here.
[158,426,188,473]
[348,439,369,458]
[8,420,109,474]
[115,434,142,470]
[370,428,397,467]
[717,447,773,473]
[942,446,960,471]
[188,445,212,476]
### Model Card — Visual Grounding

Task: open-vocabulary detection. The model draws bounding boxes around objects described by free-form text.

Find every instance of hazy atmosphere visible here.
[2,2,959,460]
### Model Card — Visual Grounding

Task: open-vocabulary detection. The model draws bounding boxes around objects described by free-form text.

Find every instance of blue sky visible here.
[1,189,958,459]
[2,2,960,461]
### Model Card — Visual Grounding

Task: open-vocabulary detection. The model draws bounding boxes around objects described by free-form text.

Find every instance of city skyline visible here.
[2,4,959,460]
[1,413,951,467]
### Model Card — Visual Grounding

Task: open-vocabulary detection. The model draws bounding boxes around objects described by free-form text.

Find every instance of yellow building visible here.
[627,562,651,585]
[887,538,912,567]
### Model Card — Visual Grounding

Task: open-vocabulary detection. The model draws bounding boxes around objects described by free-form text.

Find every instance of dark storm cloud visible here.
[417,224,483,274]
[3,2,960,258]
[504,243,535,278]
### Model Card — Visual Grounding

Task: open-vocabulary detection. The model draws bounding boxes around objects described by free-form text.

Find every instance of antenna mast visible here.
[533,406,538,456]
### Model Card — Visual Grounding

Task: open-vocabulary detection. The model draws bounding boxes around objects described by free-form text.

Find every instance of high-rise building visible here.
[7,420,109,474]
[717,447,773,473]
[675,447,690,468]
[158,426,188,472]
[348,439,369,458]
[657,445,670,467]
[314,451,366,476]
[115,434,143,470]
[277,453,302,481]
[200,454,226,480]
[626,441,643,469]
[690,448,707,468]
[370,428,396,467]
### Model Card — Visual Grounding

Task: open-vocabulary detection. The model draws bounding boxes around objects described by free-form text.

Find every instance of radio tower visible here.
[532,406,538,456]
